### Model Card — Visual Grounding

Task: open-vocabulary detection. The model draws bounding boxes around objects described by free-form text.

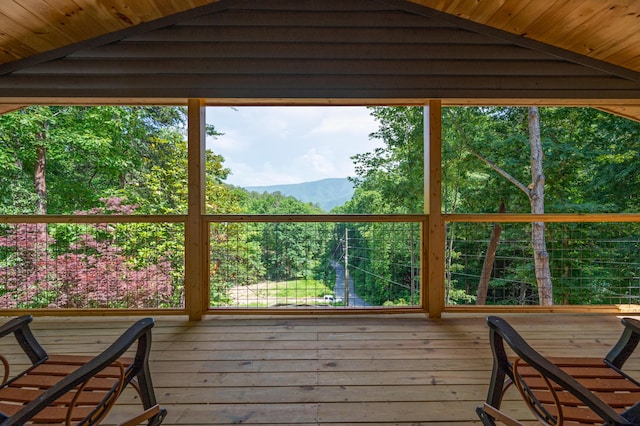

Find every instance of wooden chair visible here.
[0,315,166,425]
[477,315,640,426]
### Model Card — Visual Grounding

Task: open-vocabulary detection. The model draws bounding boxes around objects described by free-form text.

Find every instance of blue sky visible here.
[206,106,382,187]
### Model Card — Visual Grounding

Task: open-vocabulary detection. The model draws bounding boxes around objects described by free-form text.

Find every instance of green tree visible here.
[0,106,186,214]
[342,107,424,305]
[0,105,251,308]
[351,106,424,214]
[350,106,640,307]
[241,191,330,281]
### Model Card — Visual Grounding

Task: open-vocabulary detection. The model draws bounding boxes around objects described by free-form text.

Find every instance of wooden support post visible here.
[424,100,444,318]
[185,99,207,321]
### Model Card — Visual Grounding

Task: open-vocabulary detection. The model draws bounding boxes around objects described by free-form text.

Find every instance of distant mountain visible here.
[245,177,354,211]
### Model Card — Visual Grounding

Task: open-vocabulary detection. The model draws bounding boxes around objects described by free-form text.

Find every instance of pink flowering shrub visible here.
[0,199,174,309]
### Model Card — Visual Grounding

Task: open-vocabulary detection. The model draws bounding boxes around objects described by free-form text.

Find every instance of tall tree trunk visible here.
[460,107,554,306]
[476,202,505,305]
[33,124,49,253]
[528,107,553,306]
[34,127,47,214]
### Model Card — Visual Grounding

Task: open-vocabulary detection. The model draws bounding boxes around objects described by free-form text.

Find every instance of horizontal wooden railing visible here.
[0,214,429,316]
[443,213,640,314]
[0,213,639,316]
[445,213,640,223]
[203,214,428,314]
[0,214,186,224]
[0,215,187,316]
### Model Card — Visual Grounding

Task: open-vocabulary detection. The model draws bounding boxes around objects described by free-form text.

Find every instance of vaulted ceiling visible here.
[416,0,640,120]
[1,0,640,119]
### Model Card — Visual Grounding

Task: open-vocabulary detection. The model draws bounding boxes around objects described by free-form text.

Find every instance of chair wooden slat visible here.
[477,316,640,426]
[0,316,166,425]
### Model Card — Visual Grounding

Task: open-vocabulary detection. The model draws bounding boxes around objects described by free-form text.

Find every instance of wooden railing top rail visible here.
[0,214,427,224]
[445,213,640,223]
[204,214,427,223]
[0,215,186,223]
[5,213,638,224]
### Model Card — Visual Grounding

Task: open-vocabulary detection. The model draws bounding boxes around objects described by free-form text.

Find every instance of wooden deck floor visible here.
[2,313,639,425]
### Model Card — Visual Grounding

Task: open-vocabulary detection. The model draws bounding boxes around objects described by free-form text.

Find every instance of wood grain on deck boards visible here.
[0,313,635,425]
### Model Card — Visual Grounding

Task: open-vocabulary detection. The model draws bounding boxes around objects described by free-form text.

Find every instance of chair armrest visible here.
[605,317,640,369]
[0,318,156,426]
[0,316,47,365]
[487,316,632,425]
[0,316,32,339]
[622,317,640,334]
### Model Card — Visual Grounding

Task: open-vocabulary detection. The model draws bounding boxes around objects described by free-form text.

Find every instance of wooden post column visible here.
[185,99,207,320]
[424,100,444,318]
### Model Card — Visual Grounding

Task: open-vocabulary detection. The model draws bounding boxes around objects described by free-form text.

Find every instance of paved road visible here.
[330,260,370,307]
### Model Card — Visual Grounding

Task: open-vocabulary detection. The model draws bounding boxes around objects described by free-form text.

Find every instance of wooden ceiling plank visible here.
[0,38,36,63]
[0,7,59,52]
[429,0,484,20]
[600,33,640,68]
[431,0,468,17]
[493,0,563,36]
[106,0,164,20]
[567,4,640,63]
[515,1,640,73]
[513,0,589,40]
[554,4,637,56]
[69,0,141,32]
[126,0,215,17]
[469,1,510,23]
[68,0,219,32]
[485,0,531,29]
[605,52,640,73]
[96,0,203,23]
[12,0,87,45]
[38,0,113,37]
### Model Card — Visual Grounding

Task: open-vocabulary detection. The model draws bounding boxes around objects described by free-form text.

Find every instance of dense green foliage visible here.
[339,107,424,305]
[0,106,244,308]
[345,106,640,306]
[0,106,337,308]
[0,106,187,214]
[240,191,332,281]
[2,105,640,308]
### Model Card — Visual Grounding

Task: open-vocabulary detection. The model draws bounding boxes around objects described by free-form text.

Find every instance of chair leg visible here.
[118,404,167,426]
[477,406,497,426]
[133,361,168,425]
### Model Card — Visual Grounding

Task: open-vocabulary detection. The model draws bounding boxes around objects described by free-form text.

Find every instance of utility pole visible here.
[410,226,416,305]
[344,228,350,306]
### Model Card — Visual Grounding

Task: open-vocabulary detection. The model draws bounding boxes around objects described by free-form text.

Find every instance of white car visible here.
[323,295,344,304]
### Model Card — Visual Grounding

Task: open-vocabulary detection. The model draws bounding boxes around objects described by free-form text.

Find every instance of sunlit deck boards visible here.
[1,313,637,425]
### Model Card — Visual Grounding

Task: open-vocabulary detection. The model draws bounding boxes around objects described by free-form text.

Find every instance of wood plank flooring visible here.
[1,313,638,425]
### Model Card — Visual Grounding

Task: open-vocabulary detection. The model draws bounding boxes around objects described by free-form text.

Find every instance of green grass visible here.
[272,278,332,299]
[226,278,335,307]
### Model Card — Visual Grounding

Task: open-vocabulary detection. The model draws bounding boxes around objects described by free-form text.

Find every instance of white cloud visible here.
[208,129,248,152]
[297,148,336,176]
[205,106,383,187]
[310,108,378,137]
